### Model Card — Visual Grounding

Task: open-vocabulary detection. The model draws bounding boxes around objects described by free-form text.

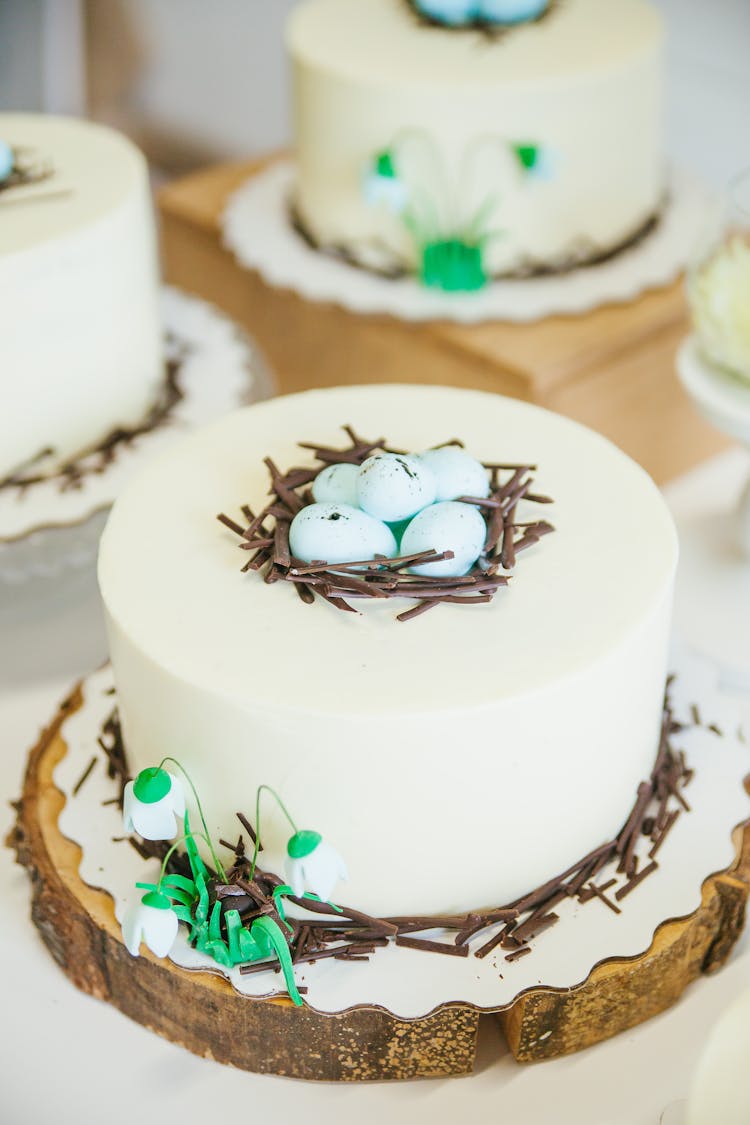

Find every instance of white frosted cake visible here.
[0,114,162,480]
[99,384,678,917]
[288,0,664,286]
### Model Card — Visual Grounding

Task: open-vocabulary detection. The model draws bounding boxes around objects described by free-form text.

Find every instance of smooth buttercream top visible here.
[99,385,678,715]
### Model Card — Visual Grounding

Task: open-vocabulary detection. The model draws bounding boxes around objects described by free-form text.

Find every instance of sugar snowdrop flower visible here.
[513,143,558,182]
[122,890,179,959]
[363,151,409,214]
[285,831,348,903]
[123,766,185,841]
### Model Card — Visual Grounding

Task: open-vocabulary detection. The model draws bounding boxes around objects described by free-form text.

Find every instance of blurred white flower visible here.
[363,151,408,214]
[690,236,750,382]
[123,767,185,841]
[121,891,179,959]
[285,831,348,903]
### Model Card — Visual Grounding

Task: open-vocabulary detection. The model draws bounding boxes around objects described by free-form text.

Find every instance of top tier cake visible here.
[288,0,664,286]
[99,384,678,917]
[0,114,162,481]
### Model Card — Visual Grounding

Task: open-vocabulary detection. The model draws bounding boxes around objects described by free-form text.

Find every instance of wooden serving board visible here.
[9,688,750,1081]
[158,158,729,486]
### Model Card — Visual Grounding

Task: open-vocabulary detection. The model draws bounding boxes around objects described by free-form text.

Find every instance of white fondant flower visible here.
[363,150,409,214]
[285,831,348,903]
[123,767,185,841]
[690,236,750,382]
[121,890,179,959]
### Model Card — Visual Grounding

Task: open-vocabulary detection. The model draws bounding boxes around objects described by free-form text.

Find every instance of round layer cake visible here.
[98,385,678,916]
[288,0,664,279]
[0,114,162,480]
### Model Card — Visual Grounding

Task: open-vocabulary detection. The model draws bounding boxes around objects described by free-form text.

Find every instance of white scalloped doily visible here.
[51,649,749,1020]
[0,287,273,555]
[222,160,711,324]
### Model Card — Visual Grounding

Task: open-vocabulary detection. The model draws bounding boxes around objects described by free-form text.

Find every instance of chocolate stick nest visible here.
[217,426,555,621]
[105,694,694,974]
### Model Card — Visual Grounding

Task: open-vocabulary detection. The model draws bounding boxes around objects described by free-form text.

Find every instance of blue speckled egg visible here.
[401,501,487,578]
[418,447,490,502]
[289,503,397,566]
[478,0,548,23]
[0,140,14,183]
[414,0,478,23]
[357,453,437,523]
[312,462,360,507]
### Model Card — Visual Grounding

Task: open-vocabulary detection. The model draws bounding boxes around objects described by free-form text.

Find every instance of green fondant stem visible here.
[249,785,300,880]
[158,756,227,881]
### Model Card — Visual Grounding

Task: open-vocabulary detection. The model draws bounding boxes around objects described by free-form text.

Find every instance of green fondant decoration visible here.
[513,143,540,172]
[375,150,397,179]
[133,766,171,805]
[141,890,172,911]
[252,916,303,1006]
[183,812,209,881]
[421,240,487,292]
[287,829,322,859]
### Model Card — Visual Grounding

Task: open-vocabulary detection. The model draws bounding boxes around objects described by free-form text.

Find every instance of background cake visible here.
[0,114,162,481]
[98,384,678,917]
[287,0,664,283]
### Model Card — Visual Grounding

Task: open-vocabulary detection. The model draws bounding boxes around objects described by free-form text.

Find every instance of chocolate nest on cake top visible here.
[218,426,555,622]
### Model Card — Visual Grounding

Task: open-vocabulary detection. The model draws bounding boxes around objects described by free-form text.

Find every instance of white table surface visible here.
[1,446,750,1125]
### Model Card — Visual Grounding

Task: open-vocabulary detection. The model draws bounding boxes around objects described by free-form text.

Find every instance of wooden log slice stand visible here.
[9,687,750,1083]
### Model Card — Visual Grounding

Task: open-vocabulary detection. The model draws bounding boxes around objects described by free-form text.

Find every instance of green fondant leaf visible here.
[251,916,302,1007]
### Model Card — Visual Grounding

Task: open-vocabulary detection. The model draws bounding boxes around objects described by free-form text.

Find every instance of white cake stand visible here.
[222,160,711,324]
[0,287,274,581]
[675,337,750,692]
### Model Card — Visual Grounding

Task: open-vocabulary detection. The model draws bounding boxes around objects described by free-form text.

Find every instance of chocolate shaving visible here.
[0,356,185,496]
[505,946,532,963]
[395,936,469,957]
[107,685,693,979]
[218,427,555,621]
[72,756,97,797]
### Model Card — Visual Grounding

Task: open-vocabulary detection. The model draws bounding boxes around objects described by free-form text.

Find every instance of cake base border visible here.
[8,685,750,1081]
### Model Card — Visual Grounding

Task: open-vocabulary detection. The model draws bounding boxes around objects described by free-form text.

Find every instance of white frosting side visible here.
[99,385,678,916]
[288,0,664,274]
[0,115,162,478]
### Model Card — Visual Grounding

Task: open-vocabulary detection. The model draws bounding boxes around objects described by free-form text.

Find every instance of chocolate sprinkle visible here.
[218,427,555,620]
